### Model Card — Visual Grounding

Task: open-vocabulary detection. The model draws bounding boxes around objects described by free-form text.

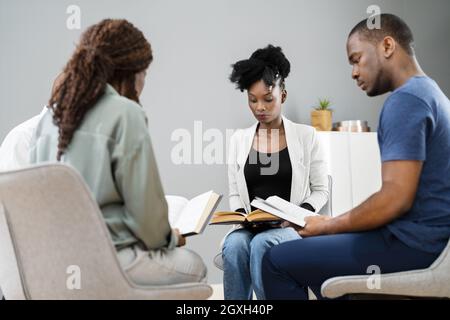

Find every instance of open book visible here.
[166,191,222,236]
[209,209,281,225]
[250,196,319,227]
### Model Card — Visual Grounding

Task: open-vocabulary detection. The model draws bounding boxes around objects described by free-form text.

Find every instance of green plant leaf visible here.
[314,98,332,110]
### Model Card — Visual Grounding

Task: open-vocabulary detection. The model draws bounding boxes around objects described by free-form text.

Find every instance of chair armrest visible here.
[321,267,445,299]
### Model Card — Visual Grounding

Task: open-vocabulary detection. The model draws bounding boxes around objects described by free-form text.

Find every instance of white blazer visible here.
[0,107,47,172]
[228,115,329,213]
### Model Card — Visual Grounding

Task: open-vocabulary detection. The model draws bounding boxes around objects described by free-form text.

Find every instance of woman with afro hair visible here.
[222,45,329,299]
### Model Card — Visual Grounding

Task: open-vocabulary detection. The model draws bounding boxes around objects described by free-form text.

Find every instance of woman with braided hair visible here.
[30,19,207,286]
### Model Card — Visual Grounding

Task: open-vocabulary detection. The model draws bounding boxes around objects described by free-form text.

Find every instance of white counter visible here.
[317,132,382,216]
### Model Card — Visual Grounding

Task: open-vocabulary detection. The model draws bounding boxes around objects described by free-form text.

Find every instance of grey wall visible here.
[1,0,449,284]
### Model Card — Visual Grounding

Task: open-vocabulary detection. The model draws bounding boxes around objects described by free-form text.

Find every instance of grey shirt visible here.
[30,84,177,251]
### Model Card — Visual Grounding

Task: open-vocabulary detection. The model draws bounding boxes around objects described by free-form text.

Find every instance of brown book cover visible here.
[209,209,281,225]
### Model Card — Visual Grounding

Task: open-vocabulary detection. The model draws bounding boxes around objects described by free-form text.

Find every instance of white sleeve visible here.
[227,132,243,211]
[302,128,329,212]
[0,127,32,171]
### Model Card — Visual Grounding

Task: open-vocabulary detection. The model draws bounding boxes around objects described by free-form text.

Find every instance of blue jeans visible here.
[262,228,439,300]
[222,227,300,300]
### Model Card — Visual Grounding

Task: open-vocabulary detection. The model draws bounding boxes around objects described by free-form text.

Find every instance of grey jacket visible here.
[30,84,177,250]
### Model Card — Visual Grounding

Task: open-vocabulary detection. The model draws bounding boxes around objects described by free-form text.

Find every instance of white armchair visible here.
[321,237,450,299]
[0,164,212,300]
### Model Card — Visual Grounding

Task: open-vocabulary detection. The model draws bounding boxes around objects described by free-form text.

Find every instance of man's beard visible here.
[367,68,392,97]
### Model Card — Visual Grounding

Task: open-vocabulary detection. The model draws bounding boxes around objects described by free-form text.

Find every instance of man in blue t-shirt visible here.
[262,13,450,299]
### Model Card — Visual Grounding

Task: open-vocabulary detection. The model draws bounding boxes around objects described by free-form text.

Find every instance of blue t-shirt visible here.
[378,76,450,254]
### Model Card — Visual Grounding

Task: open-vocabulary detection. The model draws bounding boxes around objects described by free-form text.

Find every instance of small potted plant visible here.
[311,98,333,131]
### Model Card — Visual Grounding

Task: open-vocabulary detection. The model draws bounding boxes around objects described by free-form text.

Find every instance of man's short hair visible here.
[348,13,415,55]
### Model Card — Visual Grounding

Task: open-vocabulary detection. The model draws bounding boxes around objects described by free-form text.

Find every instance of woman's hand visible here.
[173,228,186,247]
[298,216,333,238]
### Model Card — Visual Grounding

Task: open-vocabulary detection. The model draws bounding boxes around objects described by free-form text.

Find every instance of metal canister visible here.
[332,120,370,132]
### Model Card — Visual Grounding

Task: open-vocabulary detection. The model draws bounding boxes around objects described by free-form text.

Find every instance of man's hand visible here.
[298,215,332,238]
[173,228,186,247]
[326,160,423,235]
[285,161,423,237]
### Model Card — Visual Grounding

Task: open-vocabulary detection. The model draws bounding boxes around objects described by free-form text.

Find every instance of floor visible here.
[208,283,225,300]
[208,283,257,300]
[208,283,317,300]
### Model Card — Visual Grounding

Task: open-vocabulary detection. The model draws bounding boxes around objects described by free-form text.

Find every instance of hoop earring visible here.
[282,90,287,103]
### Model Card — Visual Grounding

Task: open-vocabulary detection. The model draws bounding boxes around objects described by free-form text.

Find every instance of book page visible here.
[247,209,280,222]
[210,214,246,225]
[266,196,319,222]
[251,196,318,227]
[196,193,221,233]
[165,195,189,227]
[213,211,246,217]
[173,191,214,235]
[250,199,290,221]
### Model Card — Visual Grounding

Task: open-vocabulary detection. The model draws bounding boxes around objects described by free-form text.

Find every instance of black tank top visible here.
[244,147,292,211]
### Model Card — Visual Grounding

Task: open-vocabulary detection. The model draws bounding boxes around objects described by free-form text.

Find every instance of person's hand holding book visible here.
[296,216,333,237]
[173,228,186,247]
